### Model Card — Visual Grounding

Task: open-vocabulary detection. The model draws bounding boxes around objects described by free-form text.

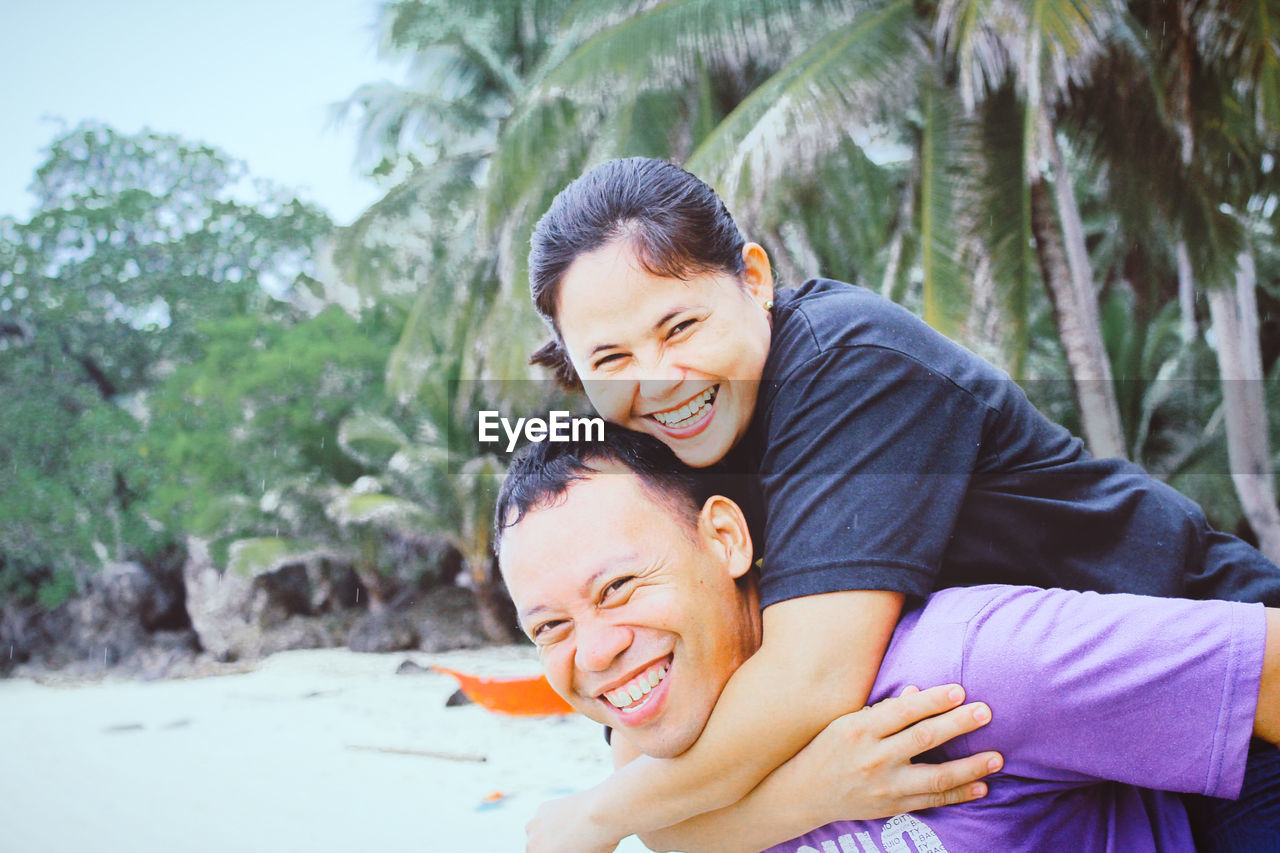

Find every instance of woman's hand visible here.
[769,683,1002,828]
[524,684,1000,853]
[525,790,619,853]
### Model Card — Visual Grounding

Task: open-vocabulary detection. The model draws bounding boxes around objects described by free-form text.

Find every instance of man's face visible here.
[499,466,760,758]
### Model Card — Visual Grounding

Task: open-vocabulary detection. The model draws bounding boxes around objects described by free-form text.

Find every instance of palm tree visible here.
[935,0,1133,459]
[1078,0,1280,558]
[324,1,593,642]
[1176,0,1280,560]
[334,409,515,641]
[333,0,613,382]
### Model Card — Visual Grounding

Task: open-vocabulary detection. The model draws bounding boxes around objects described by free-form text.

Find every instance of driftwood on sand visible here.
[345,743,487,763]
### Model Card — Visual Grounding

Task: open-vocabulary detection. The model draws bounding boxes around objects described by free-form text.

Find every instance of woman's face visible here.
[556,238,773,468]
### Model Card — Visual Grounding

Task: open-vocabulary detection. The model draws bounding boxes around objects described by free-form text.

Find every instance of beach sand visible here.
[0,647,650,852]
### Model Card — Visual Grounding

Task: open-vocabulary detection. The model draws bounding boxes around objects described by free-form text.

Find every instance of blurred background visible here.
[3,0,1280,679]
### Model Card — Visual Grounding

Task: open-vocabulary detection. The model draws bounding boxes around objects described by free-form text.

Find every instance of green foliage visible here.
[35,570,78,610]
[141,307,396,538]
[3,123,332,396]
[0,123,334,607]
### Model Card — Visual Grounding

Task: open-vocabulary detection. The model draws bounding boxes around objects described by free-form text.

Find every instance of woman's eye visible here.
[592,352,627,371]
[667,319,696,338]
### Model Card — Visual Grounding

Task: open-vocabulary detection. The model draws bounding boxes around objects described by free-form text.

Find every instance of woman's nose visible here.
[637,359,684,401]
[574,619,632,673]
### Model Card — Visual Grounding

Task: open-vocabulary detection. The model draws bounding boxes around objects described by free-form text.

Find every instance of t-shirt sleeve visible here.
[756,344,990,607]
[952,587,1266,798]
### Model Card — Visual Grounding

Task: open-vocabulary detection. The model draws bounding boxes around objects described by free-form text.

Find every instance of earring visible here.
[763,299,774,312]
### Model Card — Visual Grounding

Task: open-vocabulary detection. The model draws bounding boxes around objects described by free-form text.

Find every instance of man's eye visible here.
[531,620,566,642]
[602,576,633,601]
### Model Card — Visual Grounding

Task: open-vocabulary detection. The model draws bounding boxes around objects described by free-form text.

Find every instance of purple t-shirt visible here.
[765,585,1265,853]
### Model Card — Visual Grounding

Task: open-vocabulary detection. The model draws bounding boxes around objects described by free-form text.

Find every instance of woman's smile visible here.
[645,385,719,436]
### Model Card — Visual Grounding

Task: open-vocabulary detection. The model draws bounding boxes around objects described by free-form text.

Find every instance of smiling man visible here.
[495,430,1280,853]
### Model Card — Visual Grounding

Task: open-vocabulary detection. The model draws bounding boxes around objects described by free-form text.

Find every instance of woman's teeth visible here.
[605,664,668,710]
[652,387,716,428]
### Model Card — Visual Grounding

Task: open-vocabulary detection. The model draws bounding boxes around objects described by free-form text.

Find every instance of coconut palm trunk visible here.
[1171,1,1198,344]
[1206,252,1280,562]
[1161,0,1280,560]
[1028,116,1127,460]
[1175,242,1197,343]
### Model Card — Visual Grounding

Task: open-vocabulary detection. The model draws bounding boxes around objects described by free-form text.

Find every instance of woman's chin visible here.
[654,429,732,468]
[621,406,740,467]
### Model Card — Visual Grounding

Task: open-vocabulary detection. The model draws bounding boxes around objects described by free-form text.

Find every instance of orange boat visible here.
[433,665,575,716]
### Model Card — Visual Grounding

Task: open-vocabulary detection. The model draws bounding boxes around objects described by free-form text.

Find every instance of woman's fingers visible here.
[884,700,994,759]
[790,690,1002,823]
[897,752,1004,812]
[861,683,969,738]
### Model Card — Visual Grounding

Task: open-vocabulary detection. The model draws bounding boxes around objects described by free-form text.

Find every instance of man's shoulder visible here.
[872,587,1017,701]
[890,586,1022,650]
[877,586,1089,699]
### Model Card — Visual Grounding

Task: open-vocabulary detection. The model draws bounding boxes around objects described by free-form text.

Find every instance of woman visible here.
[523,157,1280,852]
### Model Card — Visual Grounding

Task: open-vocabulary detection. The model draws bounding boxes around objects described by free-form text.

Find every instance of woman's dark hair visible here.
[528,158,745,387]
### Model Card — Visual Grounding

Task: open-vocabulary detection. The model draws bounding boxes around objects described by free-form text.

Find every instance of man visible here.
[495,430,1280,853]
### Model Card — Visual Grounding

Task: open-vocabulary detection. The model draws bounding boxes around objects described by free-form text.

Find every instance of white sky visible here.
[0,0,401,225]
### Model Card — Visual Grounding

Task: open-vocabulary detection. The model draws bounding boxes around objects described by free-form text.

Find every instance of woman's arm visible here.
[1254,608,1280,744]
[628,685,998,853]
[526,590,904,853]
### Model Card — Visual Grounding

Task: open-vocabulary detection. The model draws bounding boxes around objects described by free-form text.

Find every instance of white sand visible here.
[0,647,651,853]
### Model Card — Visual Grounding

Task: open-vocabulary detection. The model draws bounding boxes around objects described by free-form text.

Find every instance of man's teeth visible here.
[653,388,716,427]
[605,664,668,709]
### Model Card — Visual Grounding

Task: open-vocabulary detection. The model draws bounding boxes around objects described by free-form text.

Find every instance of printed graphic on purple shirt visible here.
[764,586,1265,853]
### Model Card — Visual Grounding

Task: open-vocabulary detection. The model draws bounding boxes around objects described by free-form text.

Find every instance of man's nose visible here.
[574,618,632,673]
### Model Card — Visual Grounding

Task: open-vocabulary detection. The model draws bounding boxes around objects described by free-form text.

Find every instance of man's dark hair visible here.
[494,426,747,550]
[527,157,746,388]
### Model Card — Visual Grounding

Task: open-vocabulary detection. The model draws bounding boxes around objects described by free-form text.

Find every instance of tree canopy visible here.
[0,123,337,606]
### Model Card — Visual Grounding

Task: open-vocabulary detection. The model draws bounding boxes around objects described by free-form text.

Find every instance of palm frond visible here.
[225,536,332,580]
[337,412,411,468]
[327,155,482,307]
[1195,0,1280,135]
[685,0,922,208]
[938,0,1127,115]
[752,137,902,289]
[326,491,434,533]
[528,0,867,104]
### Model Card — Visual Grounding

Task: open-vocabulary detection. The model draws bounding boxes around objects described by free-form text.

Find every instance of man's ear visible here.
[698,495,754,580]
[741,242,774,307]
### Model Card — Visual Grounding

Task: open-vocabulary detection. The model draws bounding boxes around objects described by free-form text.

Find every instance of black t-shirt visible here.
[724,278,1280,608]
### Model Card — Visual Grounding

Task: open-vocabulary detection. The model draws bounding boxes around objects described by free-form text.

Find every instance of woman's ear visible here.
[698,495,754,580]
[741,242,774,307]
